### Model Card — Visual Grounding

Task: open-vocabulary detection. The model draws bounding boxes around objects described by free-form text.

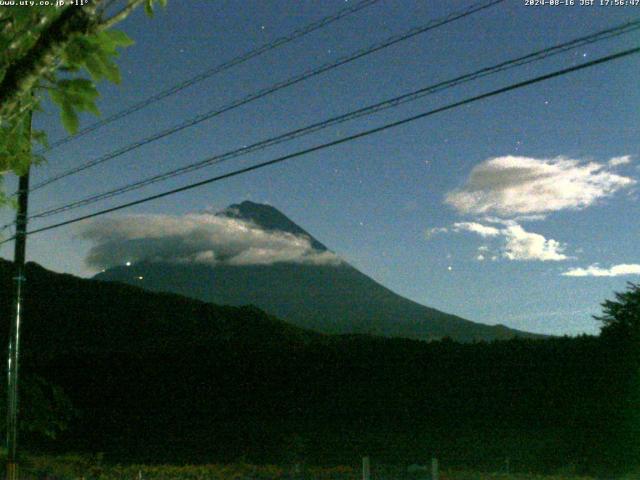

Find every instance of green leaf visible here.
[31,129,49,149]
[0,1,160,206]
[59,78,94,92]
[93,50,121,84]
[49,78,101,120]
[103,29,134,48]
[13,150,32,176]
[61,102,79,134]
[62,37,92,65]
[58,78,99,102]
[84,54,106,81]
[145,0,154,17]
[48,88,66,107]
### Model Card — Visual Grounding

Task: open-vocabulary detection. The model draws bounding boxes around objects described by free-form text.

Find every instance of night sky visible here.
[1,0,639,336]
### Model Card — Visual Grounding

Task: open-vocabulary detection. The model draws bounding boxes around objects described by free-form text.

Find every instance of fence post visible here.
[431,458,438,480]
[362,456,370,480]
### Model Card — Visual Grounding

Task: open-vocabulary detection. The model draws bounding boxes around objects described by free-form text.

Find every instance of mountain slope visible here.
[0,258,319,357]
[95,201,541,342]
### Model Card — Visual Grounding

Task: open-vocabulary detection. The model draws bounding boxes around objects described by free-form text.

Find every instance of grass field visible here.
[18,455,631,480]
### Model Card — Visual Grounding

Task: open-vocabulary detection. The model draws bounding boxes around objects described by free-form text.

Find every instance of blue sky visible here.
[1,0,639,336]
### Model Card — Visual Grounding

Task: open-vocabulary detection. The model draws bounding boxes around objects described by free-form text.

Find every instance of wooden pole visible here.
[431,458,438,480]
[362,456,370,480]
[5,109,32,480]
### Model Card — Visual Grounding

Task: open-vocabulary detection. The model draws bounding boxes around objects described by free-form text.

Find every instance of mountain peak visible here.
[218,201,327,252]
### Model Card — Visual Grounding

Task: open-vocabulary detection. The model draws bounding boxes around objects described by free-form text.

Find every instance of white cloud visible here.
[424,226,448,239]
[501,224,567,261]
[442,220,567,262]
[80,213,341,269]
[445,155,635,216]
[608,155,632,167]
[562,264,640,277]
[476,254,485,261]
[452,222,501,237]
[484,214,547,223]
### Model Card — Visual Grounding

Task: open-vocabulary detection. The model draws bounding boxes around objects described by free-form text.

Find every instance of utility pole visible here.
[6,109,32,480]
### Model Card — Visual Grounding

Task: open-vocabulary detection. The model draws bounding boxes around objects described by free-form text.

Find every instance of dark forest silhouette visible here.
[0,259,638,474]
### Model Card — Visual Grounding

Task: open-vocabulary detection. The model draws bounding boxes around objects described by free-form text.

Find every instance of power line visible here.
[1,45,635,245]
[29,0,505,192]
[31,0,502,190]
[38,0,382,154]
[3,22,639,231]
[25,18,640,221]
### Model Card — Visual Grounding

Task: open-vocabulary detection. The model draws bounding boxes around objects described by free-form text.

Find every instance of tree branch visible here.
[0,2,103,120]
[99,0,145,31]
[0,0,150,122]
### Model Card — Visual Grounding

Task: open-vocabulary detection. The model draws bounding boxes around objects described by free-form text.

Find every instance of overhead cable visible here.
[26,19,640,221]
[1,45,634,245]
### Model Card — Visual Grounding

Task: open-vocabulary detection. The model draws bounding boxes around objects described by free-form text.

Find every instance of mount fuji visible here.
[94,201,542,342]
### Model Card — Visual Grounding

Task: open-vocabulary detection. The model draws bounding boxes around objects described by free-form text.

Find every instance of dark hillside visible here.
[0,259,635,473]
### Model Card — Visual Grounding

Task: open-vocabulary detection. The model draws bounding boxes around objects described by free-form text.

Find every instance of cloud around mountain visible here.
[445,155,635,216]
[80,213,341,269]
